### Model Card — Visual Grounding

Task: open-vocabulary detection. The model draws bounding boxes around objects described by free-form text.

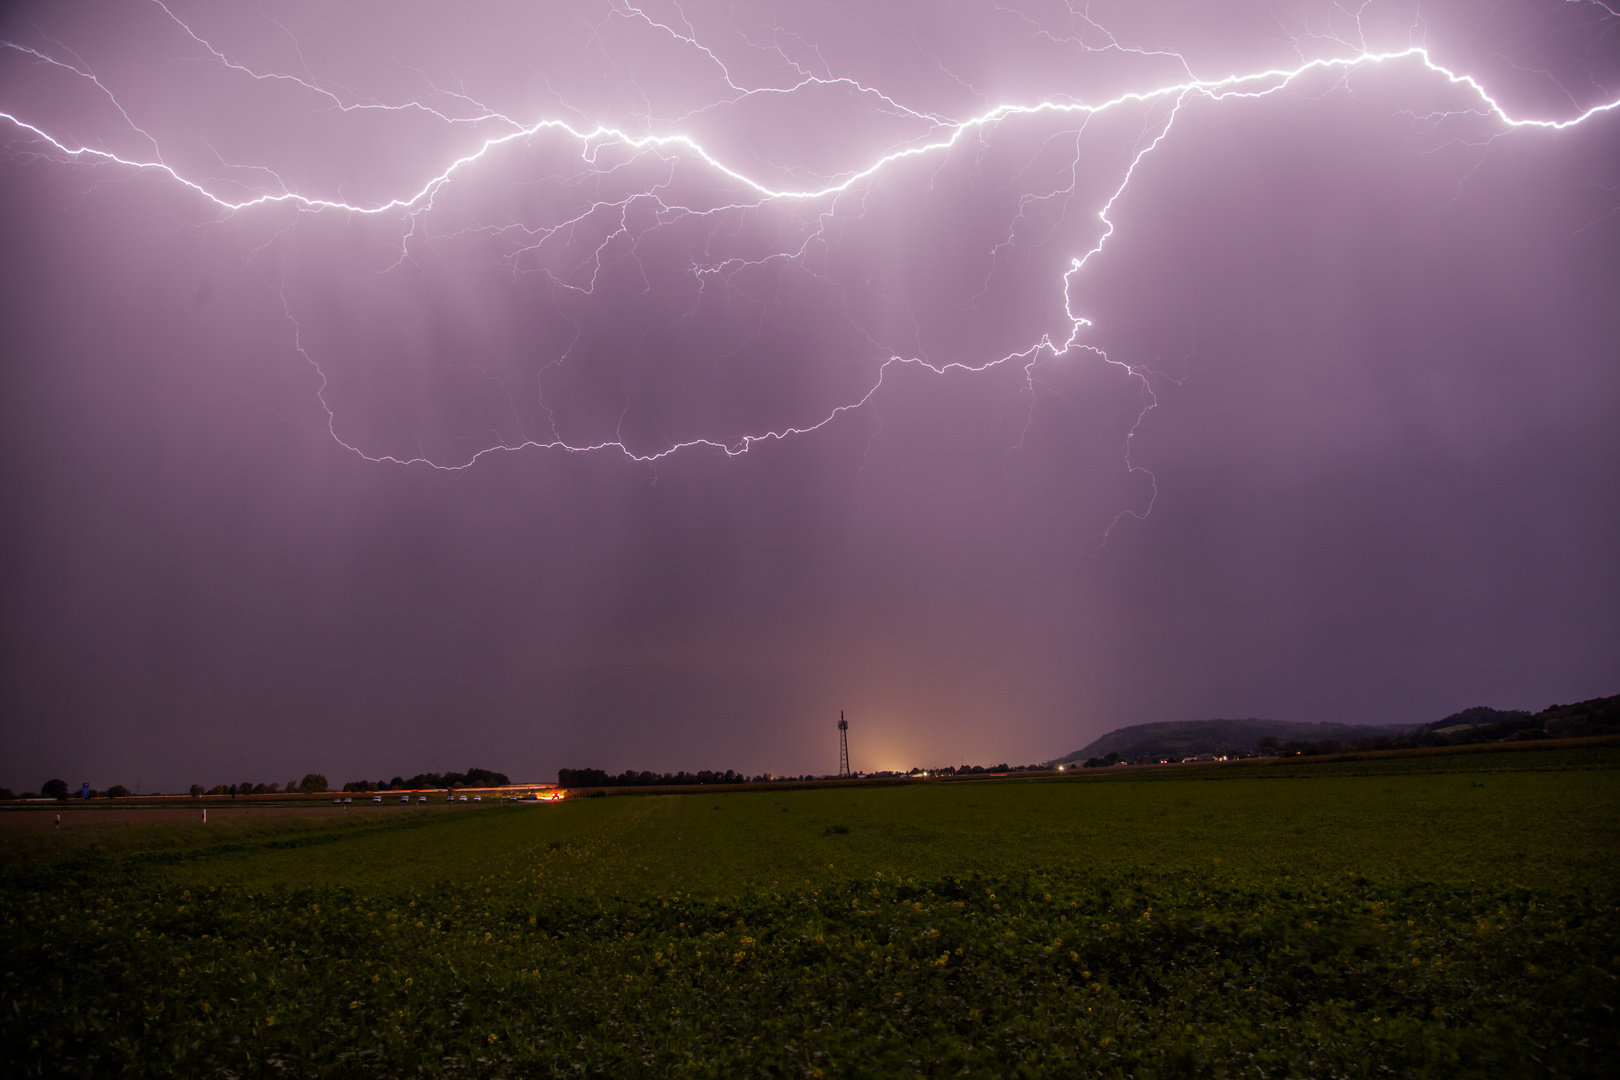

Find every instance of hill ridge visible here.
[1050,718,1406,765]
[1052,693,1619,766]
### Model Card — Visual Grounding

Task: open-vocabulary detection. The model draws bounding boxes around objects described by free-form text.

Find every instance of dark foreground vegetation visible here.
[3,746,1616,1078]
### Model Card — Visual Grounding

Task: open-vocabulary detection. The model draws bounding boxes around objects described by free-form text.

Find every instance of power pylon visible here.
[838,710,851,778]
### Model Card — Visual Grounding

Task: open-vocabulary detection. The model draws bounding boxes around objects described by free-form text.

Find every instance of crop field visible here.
[3,747,1618,1078]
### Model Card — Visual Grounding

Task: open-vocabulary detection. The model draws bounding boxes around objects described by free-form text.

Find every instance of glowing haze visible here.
[1,0,1617,791]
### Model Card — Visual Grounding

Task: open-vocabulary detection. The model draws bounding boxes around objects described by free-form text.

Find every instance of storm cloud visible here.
[2,0,1617,791]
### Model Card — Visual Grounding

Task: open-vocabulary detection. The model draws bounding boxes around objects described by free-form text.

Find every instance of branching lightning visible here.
[2,0,1616,516]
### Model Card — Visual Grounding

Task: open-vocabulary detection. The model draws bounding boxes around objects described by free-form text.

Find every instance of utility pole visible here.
[838,710,851,779]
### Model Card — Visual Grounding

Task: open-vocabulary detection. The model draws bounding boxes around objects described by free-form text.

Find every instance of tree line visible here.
[1,776,330,800]
[558,768,750,787]
[183,774,331,797]
[556,763,1049,787]
[1084,736,1406,766]
[3,780,142,800]
[341,768,510,792]
[2,768,518,801]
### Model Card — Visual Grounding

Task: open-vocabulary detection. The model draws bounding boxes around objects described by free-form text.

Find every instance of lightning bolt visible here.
[2,0,1615,530]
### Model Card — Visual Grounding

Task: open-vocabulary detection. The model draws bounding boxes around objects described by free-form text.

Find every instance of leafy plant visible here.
[2,746,1615,1078]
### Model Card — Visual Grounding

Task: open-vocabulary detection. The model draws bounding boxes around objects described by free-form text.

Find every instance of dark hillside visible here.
[1538,694,1620,736]
[1419,694,1619,745]
[1051,718,1408,765]
[1054,693,1619,766]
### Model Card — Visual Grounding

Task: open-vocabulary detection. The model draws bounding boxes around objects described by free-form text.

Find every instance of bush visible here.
[5,868,1614,1078]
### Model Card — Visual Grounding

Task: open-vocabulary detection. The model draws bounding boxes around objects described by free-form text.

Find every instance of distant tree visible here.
[189,784,205,798]
[287,780,299,794]
[252,783,268,794]
[268,783,280,793]
[209,784,227,796]
[0,789,14,800]
[558,768,609,787]
[298,773,329,793]
[107,785,130,798]
[42,779,68,800]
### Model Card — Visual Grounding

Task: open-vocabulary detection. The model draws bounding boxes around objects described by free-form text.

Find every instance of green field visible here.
[4,748,1618,1077]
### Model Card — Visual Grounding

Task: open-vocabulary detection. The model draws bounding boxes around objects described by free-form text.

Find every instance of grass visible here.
[3,747,1617,1077]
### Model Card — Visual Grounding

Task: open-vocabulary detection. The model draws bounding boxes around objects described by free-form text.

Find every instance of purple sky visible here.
[2,0,1617,792]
